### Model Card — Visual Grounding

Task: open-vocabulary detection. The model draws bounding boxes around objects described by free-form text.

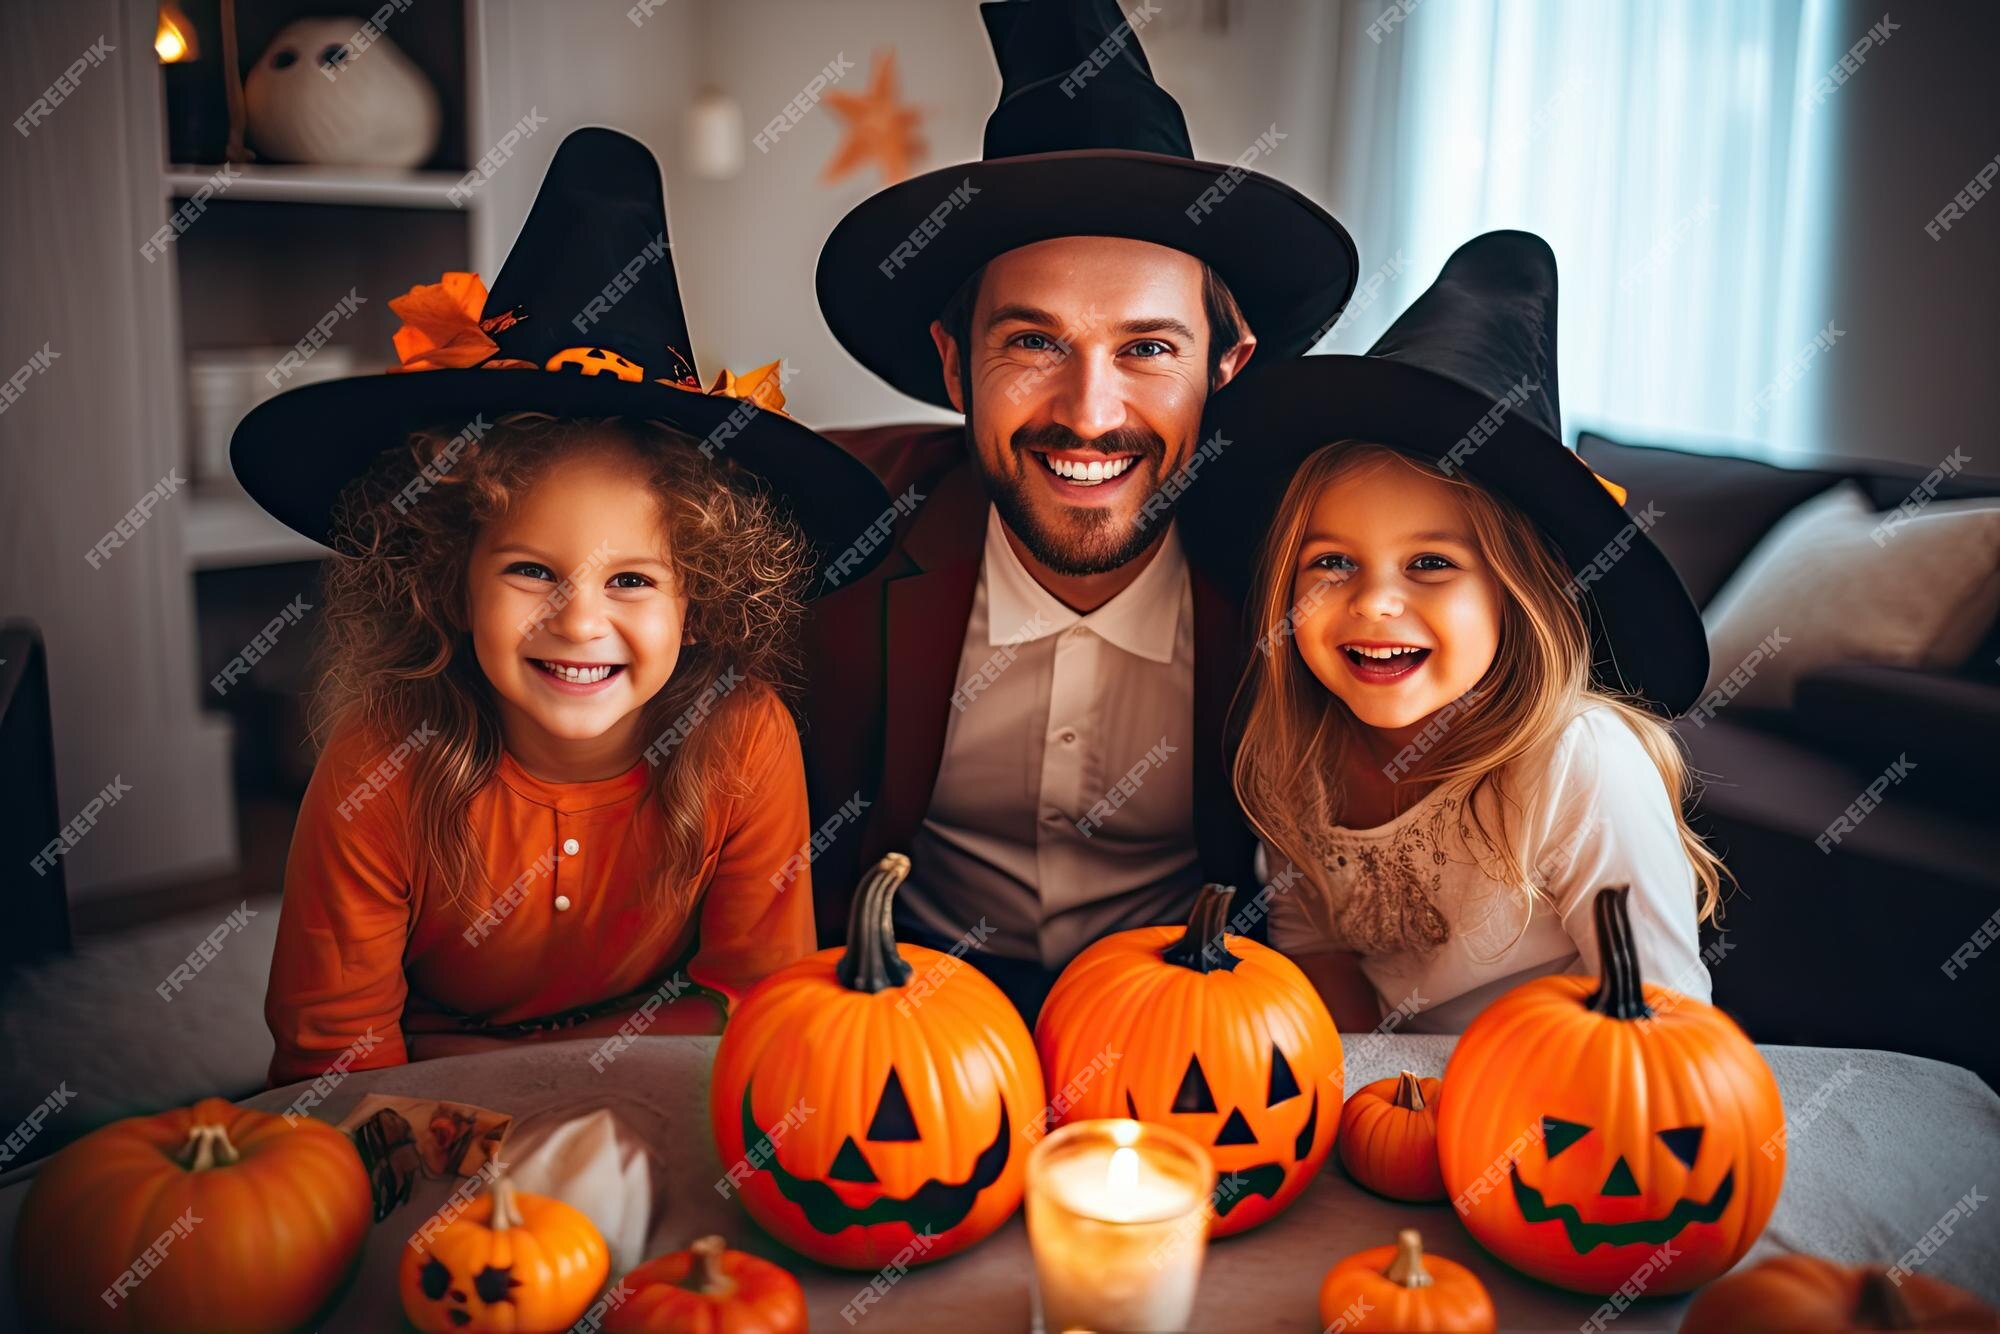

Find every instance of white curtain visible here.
[1319,0,1837,458]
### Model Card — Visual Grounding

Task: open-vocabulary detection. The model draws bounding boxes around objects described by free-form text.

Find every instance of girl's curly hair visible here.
[311,410,809,916]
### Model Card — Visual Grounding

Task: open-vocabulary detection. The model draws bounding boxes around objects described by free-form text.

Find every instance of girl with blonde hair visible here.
[1187,232,1724,1031]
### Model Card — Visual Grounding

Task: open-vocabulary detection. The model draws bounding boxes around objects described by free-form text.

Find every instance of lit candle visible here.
[1026,1118,1216,1333]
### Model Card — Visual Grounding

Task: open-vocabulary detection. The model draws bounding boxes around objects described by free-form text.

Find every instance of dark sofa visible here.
[1577,432,2000,1088]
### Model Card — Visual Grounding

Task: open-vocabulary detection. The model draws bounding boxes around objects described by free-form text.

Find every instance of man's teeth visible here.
[1347,646,1424,660]
[537,661,616,683]
[1042,454,1137,485]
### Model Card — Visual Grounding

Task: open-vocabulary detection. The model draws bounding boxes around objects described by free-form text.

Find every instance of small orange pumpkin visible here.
[12,1097,372,1333]
[1319,1229,1496,1332]
[1339,1070,1445,1202]
[604,1234,807,1333]
[399,1171,609,1332]
[1678,1254,2000,1332]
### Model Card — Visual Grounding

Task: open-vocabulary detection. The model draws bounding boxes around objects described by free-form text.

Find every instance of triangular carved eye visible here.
[1172,1056,1217,1114]
[829,1135,878,1182]
[1215,1107,1259,1146]
[868,1068,921,1141]
[1659,1126,1703,1168]
[1267,1044,1301,1106]
[1543,1116,1591,1158]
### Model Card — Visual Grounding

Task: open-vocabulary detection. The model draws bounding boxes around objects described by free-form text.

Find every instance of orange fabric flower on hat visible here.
[389,272,514,372]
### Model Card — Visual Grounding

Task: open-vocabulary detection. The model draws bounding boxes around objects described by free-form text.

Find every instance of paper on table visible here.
[505,1108,661,1275]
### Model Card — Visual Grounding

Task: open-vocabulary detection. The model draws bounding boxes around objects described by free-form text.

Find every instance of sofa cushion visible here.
[1576,432,1844,607]
[1700,482,2000,708]
[1792,663,2000,804]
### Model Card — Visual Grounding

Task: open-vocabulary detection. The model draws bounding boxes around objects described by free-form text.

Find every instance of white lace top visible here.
[1261,705,1710,1033]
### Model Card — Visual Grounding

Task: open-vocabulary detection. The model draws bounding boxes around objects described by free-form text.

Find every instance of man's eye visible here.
[1125,340,1171,358]
[1013,332,1061,353]
[1411,554,1456,572]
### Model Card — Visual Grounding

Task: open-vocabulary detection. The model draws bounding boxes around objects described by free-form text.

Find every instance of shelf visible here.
[185,487,330,571]
[164,163,477,211]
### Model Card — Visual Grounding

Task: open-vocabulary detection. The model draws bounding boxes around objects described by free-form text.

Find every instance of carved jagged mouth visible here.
[1510,1163,1736,1253]
[1211,1088,1318,1217]
[742,1083,1010,1235]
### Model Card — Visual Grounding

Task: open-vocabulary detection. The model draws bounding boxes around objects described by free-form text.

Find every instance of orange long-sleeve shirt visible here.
[263,690,815,1086]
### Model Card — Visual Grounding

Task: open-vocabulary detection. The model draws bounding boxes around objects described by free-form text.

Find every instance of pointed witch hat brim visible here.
[230,127,895,593]
[816,0,1358,409]
[1181,231,1709,716]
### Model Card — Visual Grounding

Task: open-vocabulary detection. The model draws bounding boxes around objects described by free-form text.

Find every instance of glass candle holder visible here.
[1026,1118,1217,1334]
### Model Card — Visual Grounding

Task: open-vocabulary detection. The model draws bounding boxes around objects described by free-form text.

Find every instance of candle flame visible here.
[1106,1145,1140,1199]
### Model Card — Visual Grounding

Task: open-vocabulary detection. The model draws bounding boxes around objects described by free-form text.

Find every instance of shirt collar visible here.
[981,505,1186,664]
[497,749,650,813]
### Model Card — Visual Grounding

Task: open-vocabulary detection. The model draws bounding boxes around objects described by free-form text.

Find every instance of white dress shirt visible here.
[901,505,1201,967]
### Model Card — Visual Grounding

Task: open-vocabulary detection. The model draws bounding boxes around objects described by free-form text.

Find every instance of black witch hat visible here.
[816,0,1358,409]
[1182,231,1709,716]
[231,126,893,591]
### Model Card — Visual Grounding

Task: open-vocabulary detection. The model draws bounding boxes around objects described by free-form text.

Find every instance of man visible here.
[804,0,1358,1020]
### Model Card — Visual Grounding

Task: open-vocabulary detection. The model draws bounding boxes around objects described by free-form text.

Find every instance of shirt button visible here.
[554,894,572,912]
[1059,730,1077,744]
[562,837,580,856]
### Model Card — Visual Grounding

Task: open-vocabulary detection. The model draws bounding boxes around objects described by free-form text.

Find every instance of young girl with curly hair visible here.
[242,129,892,1082]
[1189,232,1725,1032]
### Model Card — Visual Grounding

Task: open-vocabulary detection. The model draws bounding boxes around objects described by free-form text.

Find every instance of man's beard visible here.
[974,418,1178,578]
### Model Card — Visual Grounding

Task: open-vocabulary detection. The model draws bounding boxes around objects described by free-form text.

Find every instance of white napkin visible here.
[503,1108,661,1275]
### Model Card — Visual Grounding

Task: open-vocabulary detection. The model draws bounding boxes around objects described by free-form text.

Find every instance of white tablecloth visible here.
[2,1035,1995,1332]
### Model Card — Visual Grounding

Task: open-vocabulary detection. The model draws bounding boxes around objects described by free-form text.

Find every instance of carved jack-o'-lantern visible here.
[709,854,1046,1269]
[1035,884,1344,1236]
[398,1173,608,1332]
[545,346,646,381]
[1437,887,1786,1295]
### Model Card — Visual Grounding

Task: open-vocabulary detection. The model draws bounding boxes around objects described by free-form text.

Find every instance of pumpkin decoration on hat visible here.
[604,1234,807,1334]
[1437,886,1785,1295]
[1318,1230,1496,1333]
[398,1171,609,1332]
[1678,1253,2000,1333]
[709,853,1046,1269]
[12,1097,372,1333]
[1339,1071,1446,1203]
[1033,883,1342,1237]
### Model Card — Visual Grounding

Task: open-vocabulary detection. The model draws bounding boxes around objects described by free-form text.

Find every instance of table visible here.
[3,1036,1995,1332]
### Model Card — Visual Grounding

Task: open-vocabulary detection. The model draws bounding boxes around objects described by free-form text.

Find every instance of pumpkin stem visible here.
[681,1235,737,1298]
[487,1174,525,1232]
[1392,1071,1427,1113]
[1161,884,1241,973]
[1383,1230,1434,1289]
[177,1122,240,1172]
[1854,1268,1917,1329]
[1584,886,1654,1021]
[836,853,916,993]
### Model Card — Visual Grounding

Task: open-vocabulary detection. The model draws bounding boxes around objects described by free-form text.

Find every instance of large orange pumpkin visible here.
[709,853,1046,1269]
[604,1234,807,1333]
[1678,1254,2000,1332]
[12,1096,372,1333]
[1318,1229,1496,1332]
[1438,886,1785,1295]
[1339,1071,1445,1203]
[1034,882,1343,1236]
[398,1172,609,1332]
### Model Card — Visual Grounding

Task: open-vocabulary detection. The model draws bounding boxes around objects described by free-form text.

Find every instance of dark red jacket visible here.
[800,424,1259,948]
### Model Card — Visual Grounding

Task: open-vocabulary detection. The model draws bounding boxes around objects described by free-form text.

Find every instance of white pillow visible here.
[1700,480,2000,708]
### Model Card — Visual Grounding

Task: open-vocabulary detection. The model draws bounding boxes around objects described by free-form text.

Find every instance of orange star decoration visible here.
[821,50,926,186]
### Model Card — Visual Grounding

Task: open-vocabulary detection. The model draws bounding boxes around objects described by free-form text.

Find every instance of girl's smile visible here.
[1291,457,1501,737]
[467,446,690,781]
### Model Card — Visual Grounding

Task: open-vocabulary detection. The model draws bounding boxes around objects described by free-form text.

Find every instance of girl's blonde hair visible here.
[1231,441,1724,932]
[311,410,809,917]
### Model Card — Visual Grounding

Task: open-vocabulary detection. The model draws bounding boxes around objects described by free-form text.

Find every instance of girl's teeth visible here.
[1043,454,1136,484]
[1348,646,1422,660]
[539,661,615,683]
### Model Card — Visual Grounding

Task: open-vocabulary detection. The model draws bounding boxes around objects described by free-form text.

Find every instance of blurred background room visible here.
[3,0,1996,1154]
